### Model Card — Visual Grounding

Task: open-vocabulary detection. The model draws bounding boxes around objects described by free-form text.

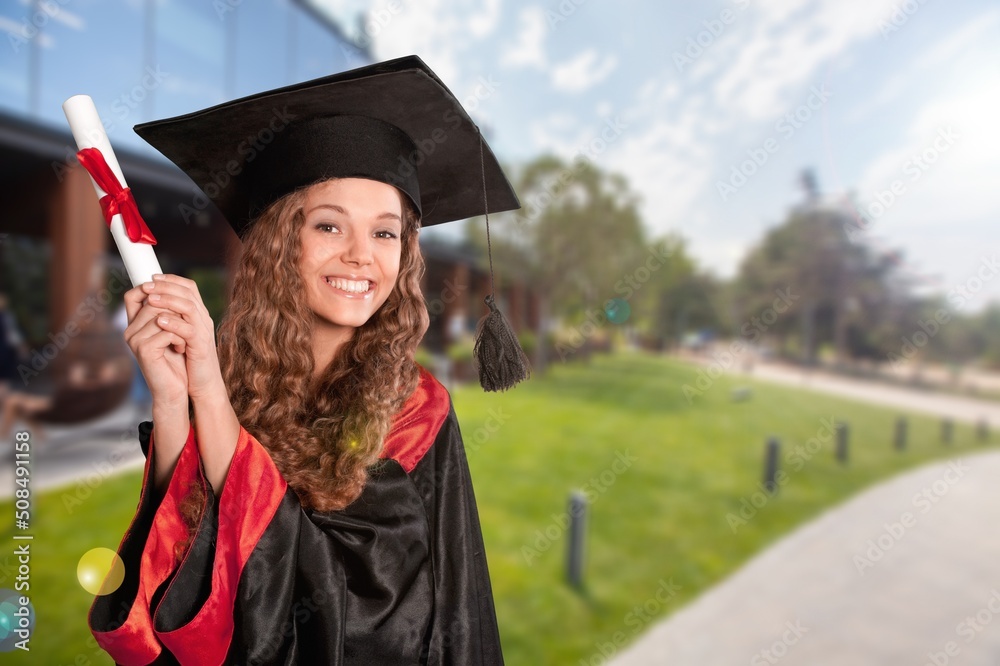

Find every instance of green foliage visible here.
[187,268,229,326]
[446,333,475,363]
[1,235,50,344]
[517,329,536,359]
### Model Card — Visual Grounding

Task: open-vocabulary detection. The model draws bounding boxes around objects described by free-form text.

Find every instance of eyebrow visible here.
[306,203,402,223]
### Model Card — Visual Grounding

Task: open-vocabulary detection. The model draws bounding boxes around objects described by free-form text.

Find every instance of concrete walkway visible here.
[0,401,148,500]
[610,449,1000,665]
[738,361,1000,425]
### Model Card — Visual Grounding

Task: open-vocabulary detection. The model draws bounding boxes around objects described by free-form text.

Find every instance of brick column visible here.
[48,163,107,333]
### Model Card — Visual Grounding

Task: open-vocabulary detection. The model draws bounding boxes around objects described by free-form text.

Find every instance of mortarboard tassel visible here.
[473,127,530,391]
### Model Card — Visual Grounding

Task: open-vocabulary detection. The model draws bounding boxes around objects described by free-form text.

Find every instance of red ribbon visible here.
[76,147,157,245]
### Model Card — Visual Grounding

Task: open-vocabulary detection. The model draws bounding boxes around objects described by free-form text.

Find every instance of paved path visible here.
[610,449,1000,665]
[607,357,1000,665]
[728,359,1000,425]
[0,402,148,500]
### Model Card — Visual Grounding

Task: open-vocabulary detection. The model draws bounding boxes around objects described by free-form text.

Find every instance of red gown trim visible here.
[92,363,449,664]
[380,364,451,473]
[91,423,199,665]
[155,424,288,664]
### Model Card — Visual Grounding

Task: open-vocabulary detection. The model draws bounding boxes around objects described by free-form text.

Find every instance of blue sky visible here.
[2,0,998,309]
[350,0,1000,310]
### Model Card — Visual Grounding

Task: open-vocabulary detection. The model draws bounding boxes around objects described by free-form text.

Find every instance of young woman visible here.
[88,56,524,665]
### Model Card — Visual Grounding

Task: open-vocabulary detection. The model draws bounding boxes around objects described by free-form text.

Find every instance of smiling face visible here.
[297,178,404,355]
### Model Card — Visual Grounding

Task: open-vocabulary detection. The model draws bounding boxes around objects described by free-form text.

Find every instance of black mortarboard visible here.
[133,55,529,391]
[133,55,519,238]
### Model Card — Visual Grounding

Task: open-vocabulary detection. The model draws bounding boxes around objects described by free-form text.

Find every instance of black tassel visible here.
[474,294,530,391]
[471,124,530,391]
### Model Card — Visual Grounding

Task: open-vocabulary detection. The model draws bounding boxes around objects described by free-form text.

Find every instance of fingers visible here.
[149,274,211,319]
[132,319,188,358]
[123,284,149,323]
[153,313,195,351]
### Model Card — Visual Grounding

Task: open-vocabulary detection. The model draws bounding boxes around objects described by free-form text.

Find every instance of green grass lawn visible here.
[1,350,992,664]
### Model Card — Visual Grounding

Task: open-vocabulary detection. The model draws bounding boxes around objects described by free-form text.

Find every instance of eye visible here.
[375,230,399,239]
[314,223,340,233]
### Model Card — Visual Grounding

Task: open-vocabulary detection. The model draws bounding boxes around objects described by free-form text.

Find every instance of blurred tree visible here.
[635,234,721,349]
[734,193,899,365]
[465,155,647,370]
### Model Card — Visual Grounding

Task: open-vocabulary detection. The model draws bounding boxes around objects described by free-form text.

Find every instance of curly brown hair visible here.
[176,179,428,554]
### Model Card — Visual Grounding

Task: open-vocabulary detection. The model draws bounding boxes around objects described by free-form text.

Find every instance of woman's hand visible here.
[137,274,225,402]
[123,278,190,409]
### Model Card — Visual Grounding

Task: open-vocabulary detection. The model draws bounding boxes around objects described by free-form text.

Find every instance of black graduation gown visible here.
[88,366,504,665]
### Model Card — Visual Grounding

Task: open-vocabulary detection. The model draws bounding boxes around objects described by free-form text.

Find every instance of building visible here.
[0,1,537,421]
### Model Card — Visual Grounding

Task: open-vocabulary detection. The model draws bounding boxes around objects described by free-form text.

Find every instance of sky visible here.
[346,0,1000,311]
[2,0,998,310]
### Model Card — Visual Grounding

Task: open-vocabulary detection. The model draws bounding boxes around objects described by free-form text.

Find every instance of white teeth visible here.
[326,278,370,293]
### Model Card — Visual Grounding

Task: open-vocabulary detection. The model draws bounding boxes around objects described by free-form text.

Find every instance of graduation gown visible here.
[88,366,504,665]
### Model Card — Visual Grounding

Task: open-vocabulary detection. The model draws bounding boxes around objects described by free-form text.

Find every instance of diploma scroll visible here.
[62,94,162,287]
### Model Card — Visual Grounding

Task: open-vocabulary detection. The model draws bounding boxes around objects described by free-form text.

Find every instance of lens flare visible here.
[605,297,631,324]
[78,548,125,596]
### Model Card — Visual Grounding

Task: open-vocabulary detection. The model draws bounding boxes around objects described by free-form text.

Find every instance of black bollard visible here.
[763,437,780,493]
[566,490,587,589]
[978,419,989,443]
[894,417,907,452]
[942,418,953,446]
[835,421,849,464]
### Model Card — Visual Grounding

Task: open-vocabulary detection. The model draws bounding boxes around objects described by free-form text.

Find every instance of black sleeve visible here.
[409,402,505,665]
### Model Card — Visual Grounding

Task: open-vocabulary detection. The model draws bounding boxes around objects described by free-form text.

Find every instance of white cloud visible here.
[912,8,1000,69]
[500,6,548,70]
[14,0,85,30]
[707,0,900,124]
[468,0,502,38]
[846,9,1000,123]
[369,0,468,94]
[550,49,618,93]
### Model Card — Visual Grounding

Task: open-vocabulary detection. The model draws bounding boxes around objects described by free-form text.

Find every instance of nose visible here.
[343,231,374,266]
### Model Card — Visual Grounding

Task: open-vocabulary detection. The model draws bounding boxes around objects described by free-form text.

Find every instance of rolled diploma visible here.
[62,94,162,287]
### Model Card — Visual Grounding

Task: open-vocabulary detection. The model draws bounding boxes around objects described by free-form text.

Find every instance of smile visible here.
[324,276,375,298]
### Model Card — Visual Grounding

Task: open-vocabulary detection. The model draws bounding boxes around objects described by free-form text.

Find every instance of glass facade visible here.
[0,0,366,156]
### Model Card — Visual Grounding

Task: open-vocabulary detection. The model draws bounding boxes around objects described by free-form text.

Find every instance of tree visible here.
[465,155,647,369]
[735,197,899,364]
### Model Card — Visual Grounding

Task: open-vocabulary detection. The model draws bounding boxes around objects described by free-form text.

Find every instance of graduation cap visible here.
[133,55,529,391]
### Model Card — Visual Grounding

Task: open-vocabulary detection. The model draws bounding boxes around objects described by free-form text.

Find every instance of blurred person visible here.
[0,290,27,392]
[0,363,54,443]
[88,57,526,664]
